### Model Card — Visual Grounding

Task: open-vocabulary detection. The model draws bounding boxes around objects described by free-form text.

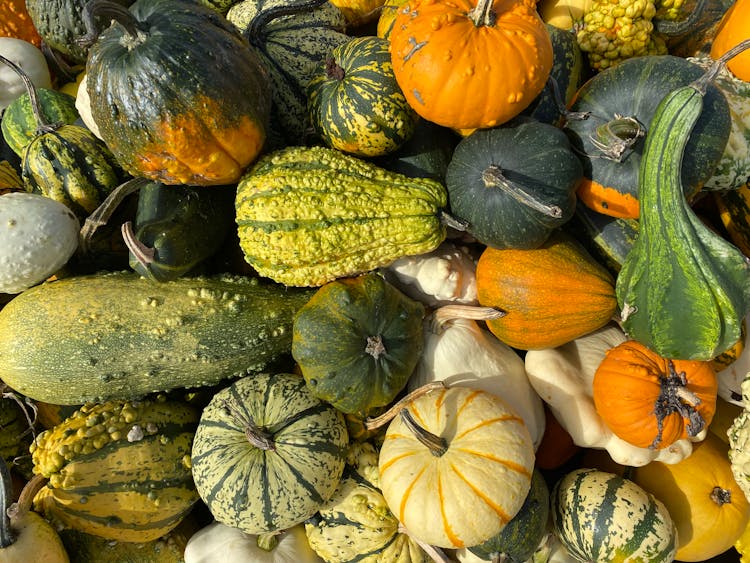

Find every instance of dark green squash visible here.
[291,273,425,415]
[468,469,550,562]
[445,117,582,250]
[564,55,731,219]
[83,0,271,186]
[307,35,418,157]
[226,0,350,146]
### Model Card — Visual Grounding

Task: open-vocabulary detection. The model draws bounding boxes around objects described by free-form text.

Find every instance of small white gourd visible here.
[0,38,51,109]
[73,73,104,140]
[0,192,79,294]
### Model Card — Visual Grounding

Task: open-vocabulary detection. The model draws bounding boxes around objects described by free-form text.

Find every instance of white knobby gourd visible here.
[0,192,79,294]
[0,38,51,109]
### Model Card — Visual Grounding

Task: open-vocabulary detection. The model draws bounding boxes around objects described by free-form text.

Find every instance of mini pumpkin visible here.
[592,339,718,450]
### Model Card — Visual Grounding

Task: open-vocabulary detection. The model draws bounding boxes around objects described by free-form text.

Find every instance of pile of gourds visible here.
[0,0,750,560]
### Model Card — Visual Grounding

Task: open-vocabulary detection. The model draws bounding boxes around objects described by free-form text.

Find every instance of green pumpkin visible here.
[467,469,550,562]
[307,35,419,157]
[445,117,582,250]
[84,0,271,186]
[564,55,731,219]
[551,469,677,562]
[227,0,350,146]
[191,373,349,535]
[292,273,425,415]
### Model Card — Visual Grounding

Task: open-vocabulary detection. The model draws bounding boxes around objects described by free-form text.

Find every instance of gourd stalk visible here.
[0,54,55,134]
[80,0,143,46]
[400,408,448,456]
[246,0,330,44]
[468,0,496,27]
[481,165,563,218]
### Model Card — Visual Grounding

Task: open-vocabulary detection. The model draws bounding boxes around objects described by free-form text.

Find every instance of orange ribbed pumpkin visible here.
[475,231,618,350]
[592,339,718,450]
[710,0,750,81]
[0,0,42,46]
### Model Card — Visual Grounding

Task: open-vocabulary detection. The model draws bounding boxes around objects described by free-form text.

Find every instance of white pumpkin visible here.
[0,38,51,110]
[409,305,546,450]
[73,73,104,140]
[0,192,79,294]
[184,522,323,563]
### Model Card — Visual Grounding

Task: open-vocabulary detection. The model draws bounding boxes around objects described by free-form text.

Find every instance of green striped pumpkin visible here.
[30,398,199,543]
[551,469,677,562]
[307,35,418,157]
[21,124,128,219]
[191,373,349,535]
[235,145,449,287]
[227,0,350,146]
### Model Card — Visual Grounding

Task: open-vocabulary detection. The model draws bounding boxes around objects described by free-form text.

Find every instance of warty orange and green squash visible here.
[377,384,535,549]
[475,230,618,350]
[190,373,349,535]
[632,431,750,561]
[387,0,553,130]
[83,0,271,185]
[30,397,200,543]
[307,35,418,157]
[564,54,731,219]
[592,339,718,450]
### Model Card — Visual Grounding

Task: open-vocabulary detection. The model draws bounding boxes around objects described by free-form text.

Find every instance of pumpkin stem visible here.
[432,304,506,333]
[400,408,448,456]
[468,0,496,27]
[365,335,386,359]
[256,531,280,551]
[8,473,47,525]
[79,0,144,47]
[439,210,469,231]
[246,0,332,46]
[221,400,276,451]
[0,54,57,134]
[710,486,732,506]
[587,115,646,163]
[364,381,446,430]
[397,523,453,562]
[650,360,705,449]
[0,457,15,548]
[692,38,750,96]
[325,57,346,80]
[481,165,563,218]
[121,221,156,267]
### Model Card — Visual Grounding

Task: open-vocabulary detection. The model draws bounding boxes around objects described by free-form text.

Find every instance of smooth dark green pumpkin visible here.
[292,273,425,416]
[84,0,271,186]
[227,0,350,146]
[445,117,582,250]
[564,55,731,219]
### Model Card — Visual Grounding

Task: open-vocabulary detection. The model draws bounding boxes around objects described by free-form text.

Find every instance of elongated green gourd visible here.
[616,48,750,361]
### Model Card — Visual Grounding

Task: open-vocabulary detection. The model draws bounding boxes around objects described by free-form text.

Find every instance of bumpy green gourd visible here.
[235,145,449,287]
[616,58,750,361]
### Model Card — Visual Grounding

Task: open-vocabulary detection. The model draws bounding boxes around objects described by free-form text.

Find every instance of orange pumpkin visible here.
[632,432,750,561]
[388,0,553,130]
[0,0,42,46]
[592,340,718,450]
[710,0,750,81]
[475,231,618,350]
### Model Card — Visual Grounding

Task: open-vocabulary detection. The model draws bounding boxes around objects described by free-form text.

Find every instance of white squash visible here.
[409,305,546,450]
[184,522,323,563]
[0,192,79,294]
[73,73,104,140]
[524,322,696,466]
[716,311,750,407]
[0,38,51,110]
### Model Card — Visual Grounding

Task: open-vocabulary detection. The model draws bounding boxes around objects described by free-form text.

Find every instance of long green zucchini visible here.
[0,272,313,404]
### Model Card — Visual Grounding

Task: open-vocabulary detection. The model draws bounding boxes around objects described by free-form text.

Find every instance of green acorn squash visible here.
[307,35,418,157]
[292,273,425,416]
[83,0,271,186]
[564,54,731,219]
[190,373,349,535]
[445,117,582,250]
[31,398,199,543]
[226,0,350,146]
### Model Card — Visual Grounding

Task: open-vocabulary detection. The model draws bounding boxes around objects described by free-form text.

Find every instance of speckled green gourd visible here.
[235,145,449,287]
[0,272,314,404]
[31,397,199,542]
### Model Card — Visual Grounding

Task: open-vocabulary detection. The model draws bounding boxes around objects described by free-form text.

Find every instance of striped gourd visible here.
[235,145,449,287]
[227,0,350,145]
[22,124,128,219]
[30,398,199,543]
[191,373,349,535]
[307,35,418,157]
[551,468,677,562]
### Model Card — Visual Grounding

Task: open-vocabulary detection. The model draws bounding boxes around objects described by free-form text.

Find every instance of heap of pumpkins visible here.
[0,0,750,560]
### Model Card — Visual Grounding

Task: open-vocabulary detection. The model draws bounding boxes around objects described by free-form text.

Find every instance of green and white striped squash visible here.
[551,468,678,562]
[30,398,200,543]
[191,373,349,535]
[227,0,350,145]
[307,35,418,157]
[235,145,449,287]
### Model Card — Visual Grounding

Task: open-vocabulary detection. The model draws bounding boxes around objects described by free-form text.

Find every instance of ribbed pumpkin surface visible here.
[191,373,349,534]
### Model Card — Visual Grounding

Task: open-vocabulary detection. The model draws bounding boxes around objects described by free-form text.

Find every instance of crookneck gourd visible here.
[235,145,452,287]
[616,42,750,361]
